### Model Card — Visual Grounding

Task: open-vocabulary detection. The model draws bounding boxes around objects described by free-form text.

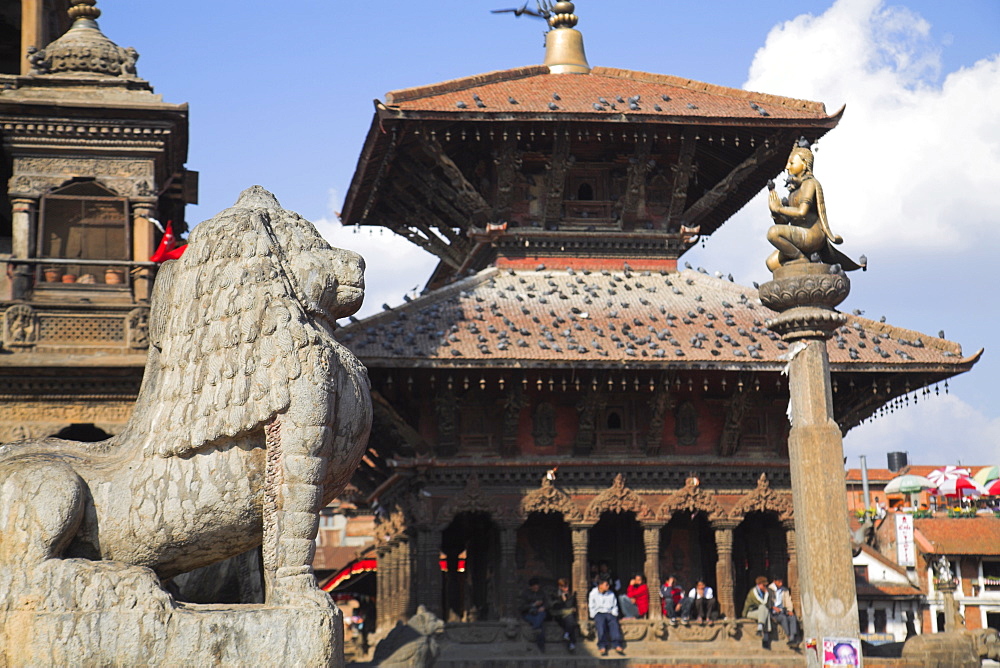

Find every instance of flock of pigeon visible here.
[337,265,961,367]
[453,90,772,117]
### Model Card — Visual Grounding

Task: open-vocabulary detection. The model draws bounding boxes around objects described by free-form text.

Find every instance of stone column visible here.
[131,201,157,301]
[375,544,390,630]
[397,537,412,619]
[416,527,442,617]
[760,263,860,665]
[783,519,803,616]
[571,526,589,621]
[643,525,662,618]
[9,198,37,300]
[498,522,518,619]
[712,520,738,620]
[20,0,44,75]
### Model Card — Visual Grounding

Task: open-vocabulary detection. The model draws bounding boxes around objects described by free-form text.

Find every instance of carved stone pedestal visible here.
[760,262,859,668]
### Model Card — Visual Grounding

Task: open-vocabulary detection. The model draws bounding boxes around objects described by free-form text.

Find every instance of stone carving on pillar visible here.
[0,186,373,666]
[584,474,653,523]
[656,477,725,522]
[500,385,527,456]
[573,389,604,456]
[2,304,39,350]
[718,374,754,457]
[571,527,589,621]
[645,383,673,455]
[728,473,794,522]
[436,473,511,526]
[783,518,802,615]
[433,389,459,457]
[126,307,150,349]
[642,525,663,618]
[519,474,583,522]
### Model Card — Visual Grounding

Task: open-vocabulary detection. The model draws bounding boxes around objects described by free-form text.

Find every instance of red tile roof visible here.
[383,66,839,124]
[915,517,1000,556]
[337,267,971,369]
[855,582,923,598]
[845,466,987,483]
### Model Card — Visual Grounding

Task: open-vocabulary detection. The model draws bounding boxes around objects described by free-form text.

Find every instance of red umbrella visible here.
[985,479,1000,496]
[933,476,987,497]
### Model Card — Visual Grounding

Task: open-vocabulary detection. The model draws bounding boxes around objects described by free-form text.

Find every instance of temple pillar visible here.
[761,263,860,665]
[416,527,442,617]
[375,544,390,630]
[20,0,44,75]
[498,522,518,619]
[9,198,37,300]
[712,520,738,620]
[443,544,463,622]
[643,525,662,618]
[783,519,802,617]
[571,526,589,621]
[130,201,157,302]
[397,536,412,619]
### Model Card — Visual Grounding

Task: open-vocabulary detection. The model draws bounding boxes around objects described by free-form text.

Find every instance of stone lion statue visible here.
[0,186,372,610]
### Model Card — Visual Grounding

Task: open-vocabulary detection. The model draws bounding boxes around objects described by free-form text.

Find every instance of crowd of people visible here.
[519,565,801,655]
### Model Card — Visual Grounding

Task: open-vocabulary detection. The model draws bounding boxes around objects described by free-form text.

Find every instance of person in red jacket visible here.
[661,574,684,621]
[623,574,649,618]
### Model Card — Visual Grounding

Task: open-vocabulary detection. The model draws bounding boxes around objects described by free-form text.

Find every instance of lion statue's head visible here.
[122,186,369,459]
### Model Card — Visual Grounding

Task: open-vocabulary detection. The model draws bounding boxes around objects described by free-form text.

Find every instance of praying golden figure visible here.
[765,139,863,273]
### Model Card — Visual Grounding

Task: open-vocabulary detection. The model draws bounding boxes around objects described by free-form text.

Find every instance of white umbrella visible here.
[884,474,933,495]
[927,466,972,488]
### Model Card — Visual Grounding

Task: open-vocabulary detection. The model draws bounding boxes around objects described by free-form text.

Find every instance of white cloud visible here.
[843,393,1000,467]
[315,217,439,320]
[742,0,1000,258]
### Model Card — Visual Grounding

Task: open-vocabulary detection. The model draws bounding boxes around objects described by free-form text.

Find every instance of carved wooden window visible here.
[460,404,494,452]
[564,168,611,222]
[674,401,700,447]
[597,402,638,453]
[532,402,557,448]
[37,181,129,285]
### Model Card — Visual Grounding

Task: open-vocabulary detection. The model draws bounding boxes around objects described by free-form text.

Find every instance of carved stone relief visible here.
[729,473,794,522]
[675,400,700,447]
[127,308,150,349]
[10,157,155,198]
[531,402,557,448]
[3,304,38,349]
[656,477,725,522]
[519,476,582,522]
[436,474,510,526]
[584,473,653,522]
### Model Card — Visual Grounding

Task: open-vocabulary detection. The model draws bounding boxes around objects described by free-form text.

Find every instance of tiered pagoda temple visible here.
[337,2,979,647]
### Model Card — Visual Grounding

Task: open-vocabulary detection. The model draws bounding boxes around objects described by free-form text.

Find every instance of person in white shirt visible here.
[768,577,799,647]
[680,579,717,624]
[588,578,624,656]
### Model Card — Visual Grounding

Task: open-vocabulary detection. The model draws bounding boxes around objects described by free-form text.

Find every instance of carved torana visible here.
[519,476,582,522]
[584,473,653,522]
[729,473,794,521]
[656,477,725,522]
[436,474,510,525]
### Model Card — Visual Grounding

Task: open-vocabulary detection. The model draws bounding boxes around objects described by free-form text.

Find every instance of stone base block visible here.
[0,559,341,667]
[2,603,341,667]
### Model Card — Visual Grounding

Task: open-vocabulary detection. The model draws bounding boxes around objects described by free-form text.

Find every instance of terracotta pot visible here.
[61,274,78,283]
[104,269,125,285]
[43,268,61,282]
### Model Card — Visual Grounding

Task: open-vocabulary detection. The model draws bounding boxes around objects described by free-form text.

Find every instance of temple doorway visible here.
[659,512,717,594]
[441,511,500,621]
[588,511,644,591]
[733,511,788,611]
[516,512,572,590]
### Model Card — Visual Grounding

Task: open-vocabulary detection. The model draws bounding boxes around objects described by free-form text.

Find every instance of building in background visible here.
[0,0,195,441]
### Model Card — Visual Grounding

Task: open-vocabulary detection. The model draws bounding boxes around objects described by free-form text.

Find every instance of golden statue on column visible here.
[765,138,864,274]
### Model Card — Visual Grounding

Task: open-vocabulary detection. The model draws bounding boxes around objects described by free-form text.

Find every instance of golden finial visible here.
[68,0,101,22]
[543,1,590,74]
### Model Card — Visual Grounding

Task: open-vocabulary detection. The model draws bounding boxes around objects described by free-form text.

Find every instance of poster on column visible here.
[895,513,916,567]
[823,636,862,667]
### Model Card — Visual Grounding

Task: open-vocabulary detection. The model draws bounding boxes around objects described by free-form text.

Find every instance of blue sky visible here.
[98,0,1000,468]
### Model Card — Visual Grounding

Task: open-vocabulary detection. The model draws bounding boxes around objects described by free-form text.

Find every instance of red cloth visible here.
[150,220,187,262]
[661,584,683,615]
[627,583,649,617]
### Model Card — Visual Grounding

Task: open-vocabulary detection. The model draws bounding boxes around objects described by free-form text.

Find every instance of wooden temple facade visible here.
[337,5,979,641]
[0,1,194,442]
